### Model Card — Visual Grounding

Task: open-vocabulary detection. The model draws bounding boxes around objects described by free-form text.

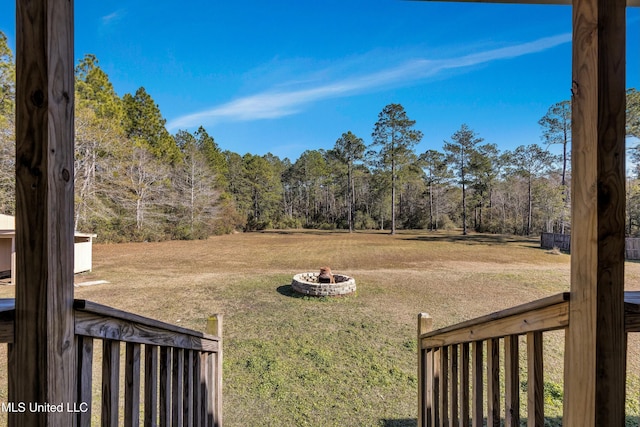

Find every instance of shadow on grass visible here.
[276,284,305,299]
[259,229,350,236]
[381,418,418,427]
[380,419,416,427]
[276,285,352,302]
[380,417,639,426]
[402,233,537,247]
[276,284,329,301]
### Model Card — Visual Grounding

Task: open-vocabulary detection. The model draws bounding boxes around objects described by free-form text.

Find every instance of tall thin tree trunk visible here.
[351,173,356,231]
[347,163,353,232]
[391,158,396,235]
[429,180,434,231]
[527,175,533,235]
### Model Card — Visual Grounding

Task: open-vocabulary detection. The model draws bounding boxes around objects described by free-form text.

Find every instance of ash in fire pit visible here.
[291,269,356,297]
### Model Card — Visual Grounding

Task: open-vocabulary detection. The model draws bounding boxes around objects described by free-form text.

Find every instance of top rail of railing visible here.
[419,292,570,350]
[0,298,221,351]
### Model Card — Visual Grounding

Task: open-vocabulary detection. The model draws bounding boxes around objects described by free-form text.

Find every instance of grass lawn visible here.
[1,230,640,426]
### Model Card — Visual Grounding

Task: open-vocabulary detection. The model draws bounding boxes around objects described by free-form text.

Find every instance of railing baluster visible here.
[102,339,120,427]
[1,301,221,427]
[184,349,194,427]
[425,349,434,427]
[433,347,441,426]
[418,313,432,427]
[472,341,483,427]
[212,314,223,427]
[160,346,172,427]
[449,344,459,426]
[417,295,571,427]
[505,335,520,427]
[144,345,158,427]
[125,342,141,427]
[172,348,185,426]
[461,342,470,427]
[206,352,215,427]
[200,352,209,426]
[77,335,93,427]
[193,352,202,427]
[527,331,544,427]
[487,338,500,427]
[439,345,449,427]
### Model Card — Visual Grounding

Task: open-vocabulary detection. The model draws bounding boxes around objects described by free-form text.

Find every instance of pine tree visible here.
[330,131,365,232]
[443,124,483,235]
[508,144,558,235]
[370,104,422,234]
[419,149,450,231]
[122,87,181,163]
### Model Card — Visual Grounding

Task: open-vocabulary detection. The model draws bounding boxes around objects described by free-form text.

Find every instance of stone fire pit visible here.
[291,272,356,297]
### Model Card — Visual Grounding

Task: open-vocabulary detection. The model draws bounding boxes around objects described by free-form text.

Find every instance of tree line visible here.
[1,32,640,241]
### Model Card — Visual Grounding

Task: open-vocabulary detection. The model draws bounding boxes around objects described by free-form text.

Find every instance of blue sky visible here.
[1,1,639,161]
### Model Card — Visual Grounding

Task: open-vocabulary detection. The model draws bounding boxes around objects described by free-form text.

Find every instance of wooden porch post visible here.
[9,0,75,426]
[564,0,627,424]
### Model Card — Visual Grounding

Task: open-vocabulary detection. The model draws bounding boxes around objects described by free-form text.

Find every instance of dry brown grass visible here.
[0,230,639,425]
[71,230,575,326]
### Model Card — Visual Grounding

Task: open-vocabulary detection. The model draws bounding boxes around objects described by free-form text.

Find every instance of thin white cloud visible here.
[167,33,571,131]
[101,10,124,27]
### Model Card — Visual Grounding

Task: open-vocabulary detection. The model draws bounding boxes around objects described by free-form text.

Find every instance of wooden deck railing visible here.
[0,298,222,427]
[418,291,640,427]
[417,293,569,427]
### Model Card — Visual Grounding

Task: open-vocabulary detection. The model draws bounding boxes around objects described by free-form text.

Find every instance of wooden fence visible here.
[540,233,571,252]
[540,233,640,260]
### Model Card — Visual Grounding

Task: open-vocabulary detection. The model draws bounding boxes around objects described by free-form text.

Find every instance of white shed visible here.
[0,215,96,282]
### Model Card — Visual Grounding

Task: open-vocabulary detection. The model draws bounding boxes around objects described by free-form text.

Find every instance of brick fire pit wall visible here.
[291,272,356,297]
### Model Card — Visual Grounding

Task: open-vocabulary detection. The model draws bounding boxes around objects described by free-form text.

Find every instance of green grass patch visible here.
[0,230,639,426]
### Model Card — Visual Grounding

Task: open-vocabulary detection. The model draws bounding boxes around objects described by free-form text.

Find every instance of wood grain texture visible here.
[183,350,194,427]
[624,312,640,331]
[75,311,219,352]
[0,300,14,343]
[421,301,568,349]
[206,353,215,427]
[565,0,627,425]
[438,346,448,427]
[193,352,202,427]
[12,0,75,425]
[125,342,141,427]
[212,316,223,427]
[418,313,432,427]
[527,331,544,427]
[424,350,433,427]
[76,300,220,342]
[460,343,470,427]
[144,345,158,427]
[172,348,184,427]
[448,345,458,426]
[419,293,569,341]
[0,319,13,344]
[486,339,500,427]
[471,341,483,427]
[102,340,120,427]
[504,335,520,427]
[159,347,172,427]
[76,336,93,427]
[200,353,209,427]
